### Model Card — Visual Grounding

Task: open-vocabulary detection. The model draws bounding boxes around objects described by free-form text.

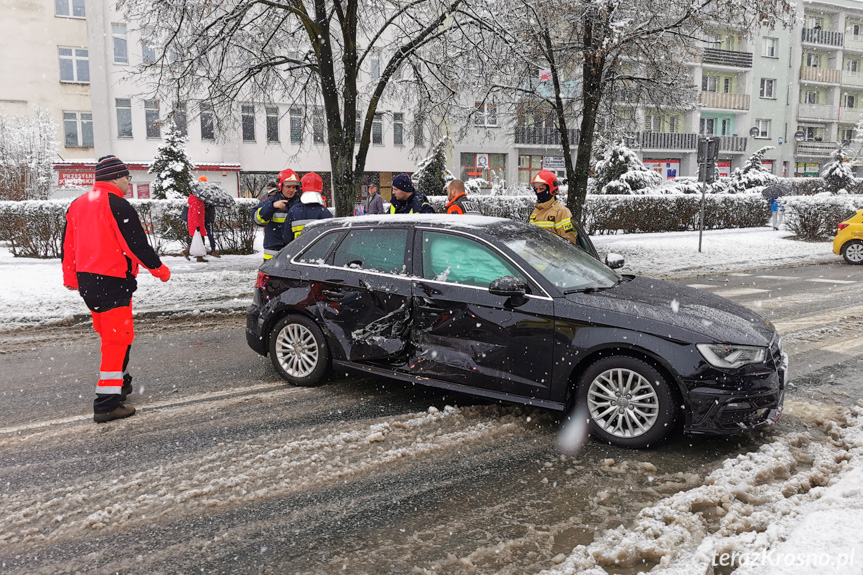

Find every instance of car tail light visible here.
[255,271,270,289]
[838,223,850,231]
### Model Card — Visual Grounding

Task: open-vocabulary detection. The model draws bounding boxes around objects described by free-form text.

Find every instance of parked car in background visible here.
[833,209,863,265]
[246,216,786,449]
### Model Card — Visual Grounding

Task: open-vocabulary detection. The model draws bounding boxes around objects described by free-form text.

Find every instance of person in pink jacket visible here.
[183,190,208,262]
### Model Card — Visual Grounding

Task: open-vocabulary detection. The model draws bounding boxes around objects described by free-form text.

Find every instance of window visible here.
[722,78,731,94]
[844,94,856,108]
[852,24,862,38]
[63,112,93,147]
[372,113,383,145]
[699,117,716,135]
[806,53,820,68]
[720,118,731,136]
[172,102,187,136]
[393,113,404,146]
[842,127,854,142]
[755,119,770,138]
[200,102,215,140]
[644,114,660,133]
[802,126,823,141]
[297,231,344,264]
[55,0,85,18]
[370,50,381,80]
[58,47,89,83]
[701,75,718,92]
[145,99,160,138]
[266,106,279,142]
[808,16,823,29]
[847,59,860,74]
[289,108,302,143]
[459,152,506,184]
[473,102,497,127]
[112,24,128,64]
[241,104,255,141]
[760,78,776,99]
[333,229,409,275]
[422,232,525,288]
[312,108,325,144]
[142,38,156,65]
[762,37,777,58]
[669,116,680,134]
[414,114,425,146]
[805,90,818,104]
[116,98,132,138]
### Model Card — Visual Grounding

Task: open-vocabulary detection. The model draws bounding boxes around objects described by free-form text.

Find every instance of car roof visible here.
[305,214,523,236]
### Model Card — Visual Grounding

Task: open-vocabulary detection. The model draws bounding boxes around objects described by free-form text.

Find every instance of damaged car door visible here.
[319,227,413,362]
[409,230,554,399]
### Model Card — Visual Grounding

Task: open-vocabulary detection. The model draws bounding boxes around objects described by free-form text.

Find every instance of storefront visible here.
[642,159,680,181]
[461,152,507,188]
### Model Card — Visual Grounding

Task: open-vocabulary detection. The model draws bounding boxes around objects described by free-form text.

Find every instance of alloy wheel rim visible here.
[275,323,319,377]
[587,368,660,438]
[847,243,863,263]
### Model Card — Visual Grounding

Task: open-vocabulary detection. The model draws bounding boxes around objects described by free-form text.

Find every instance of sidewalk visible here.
[0,227,836,331]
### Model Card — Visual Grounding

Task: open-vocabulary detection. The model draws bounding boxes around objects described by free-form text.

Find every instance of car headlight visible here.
[696,343,767,369]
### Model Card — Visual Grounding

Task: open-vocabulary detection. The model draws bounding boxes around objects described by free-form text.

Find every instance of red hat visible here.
[198,175,208,182]
[531,170,559,195]
[277,169,301,187]
[300,172,323,194]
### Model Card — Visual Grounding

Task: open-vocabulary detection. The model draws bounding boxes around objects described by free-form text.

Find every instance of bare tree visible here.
[481,0,796,221]
[119,0,498,216]
[0,108,58,201]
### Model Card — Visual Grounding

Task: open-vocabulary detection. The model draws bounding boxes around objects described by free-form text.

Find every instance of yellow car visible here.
[833,209,863,265]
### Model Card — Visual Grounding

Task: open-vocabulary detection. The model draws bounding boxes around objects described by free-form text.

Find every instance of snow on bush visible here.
[149,121,195,200]
[0,198,258,258]
[0,107,58,201]
[781,195,863,240]
[820,148,855,195]
[727,146,779,193]
[413,136,454,197]
[592,142,662,195]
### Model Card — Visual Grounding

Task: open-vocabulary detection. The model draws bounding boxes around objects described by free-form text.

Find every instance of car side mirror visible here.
[489,276,529,307]
[605,253,625,270]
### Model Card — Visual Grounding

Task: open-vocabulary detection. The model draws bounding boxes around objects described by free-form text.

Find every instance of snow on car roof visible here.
[305,214,515,231]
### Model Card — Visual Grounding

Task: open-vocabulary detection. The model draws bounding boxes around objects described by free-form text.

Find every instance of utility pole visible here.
[697,137,719,253]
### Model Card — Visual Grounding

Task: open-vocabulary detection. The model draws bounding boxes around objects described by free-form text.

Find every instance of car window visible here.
[296,231,344,264]
[500,226,618,292]
[332,228,408,274]
[422,231,526,288]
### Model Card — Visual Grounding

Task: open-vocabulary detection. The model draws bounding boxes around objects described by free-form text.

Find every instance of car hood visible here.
[563,276,776,346]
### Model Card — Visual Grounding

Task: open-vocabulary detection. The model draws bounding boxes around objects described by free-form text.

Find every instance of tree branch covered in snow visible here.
[0,108,59,201]
[149,122,195,200]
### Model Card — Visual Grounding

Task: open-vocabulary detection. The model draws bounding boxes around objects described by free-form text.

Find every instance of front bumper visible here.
[246,304,267,356]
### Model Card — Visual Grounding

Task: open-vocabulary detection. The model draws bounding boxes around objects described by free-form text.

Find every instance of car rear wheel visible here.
[269,314,329,386]
[576,356,678,448]
[841,240,863,265]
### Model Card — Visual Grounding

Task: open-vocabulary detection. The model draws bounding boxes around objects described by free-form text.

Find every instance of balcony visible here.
[717,135,748,153]
[699,91,750,110]
[802,27,844,47]
[638,132,697,150]
[514,126,580,146]
[798,103,839,121]
[796,140,840,157]
[842,71,863,87]
[839,106,863,124]
[845,35,863,52]
[800,66,841,84]
[702,48,753,68]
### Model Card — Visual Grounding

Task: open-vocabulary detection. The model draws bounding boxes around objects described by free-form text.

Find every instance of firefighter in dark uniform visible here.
[528,170,578,244]
[283,172,333,242]
[254,169,301,260]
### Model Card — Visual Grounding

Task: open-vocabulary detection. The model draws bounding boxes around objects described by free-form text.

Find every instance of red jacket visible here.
[187,194,206,236]
[62,181,164,292]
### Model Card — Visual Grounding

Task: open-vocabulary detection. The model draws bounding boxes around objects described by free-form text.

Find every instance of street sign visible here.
[749,126,760,137]
[794,130,805,142]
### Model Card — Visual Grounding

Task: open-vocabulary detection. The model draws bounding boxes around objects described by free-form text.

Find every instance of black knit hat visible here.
[392,173,415,195]
[94,155,130,182]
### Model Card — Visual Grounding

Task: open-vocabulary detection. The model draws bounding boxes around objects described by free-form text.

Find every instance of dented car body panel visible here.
[246,215,785,436]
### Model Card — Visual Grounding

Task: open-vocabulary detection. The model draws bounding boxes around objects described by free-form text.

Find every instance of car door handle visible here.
[416,297,446,313]
[416,282,443,296]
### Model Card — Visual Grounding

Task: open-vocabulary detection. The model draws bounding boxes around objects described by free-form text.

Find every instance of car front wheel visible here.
[576,356,678,448]
[268,314,329,386]
[842,240,863,265]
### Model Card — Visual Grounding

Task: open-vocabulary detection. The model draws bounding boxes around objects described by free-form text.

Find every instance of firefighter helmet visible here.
[531,170,560,195]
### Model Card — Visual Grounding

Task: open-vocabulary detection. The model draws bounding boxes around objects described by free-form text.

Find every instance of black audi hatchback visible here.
[246,215,786,448]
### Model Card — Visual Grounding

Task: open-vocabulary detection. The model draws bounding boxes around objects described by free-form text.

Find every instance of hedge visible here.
[780,195,863,240]
[0,198,258,258]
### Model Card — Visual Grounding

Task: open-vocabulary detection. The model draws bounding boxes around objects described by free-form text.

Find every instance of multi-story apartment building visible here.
[451,0,863,188]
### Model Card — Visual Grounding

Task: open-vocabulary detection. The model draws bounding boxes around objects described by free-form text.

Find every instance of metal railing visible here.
[716,135,748,152]
[639,132,698,150]
[802,28,844,47]
[702,48,753,68]
[800,66,841,83]
[513,126,580,146]
[699,91,750,110]
[796,141,840,156]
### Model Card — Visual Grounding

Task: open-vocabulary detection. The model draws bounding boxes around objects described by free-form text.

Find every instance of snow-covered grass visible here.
[0,226,837,331]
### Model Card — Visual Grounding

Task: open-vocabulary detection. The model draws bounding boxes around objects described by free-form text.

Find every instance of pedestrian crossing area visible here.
[687,272,857,298]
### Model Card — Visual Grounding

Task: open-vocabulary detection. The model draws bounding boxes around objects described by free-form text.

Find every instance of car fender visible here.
[260,286,349,362]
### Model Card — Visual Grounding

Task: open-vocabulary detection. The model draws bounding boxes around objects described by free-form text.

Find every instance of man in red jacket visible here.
[62,155,172,423]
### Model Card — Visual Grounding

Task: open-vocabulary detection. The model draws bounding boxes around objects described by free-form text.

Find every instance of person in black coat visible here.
[389,173,434,214]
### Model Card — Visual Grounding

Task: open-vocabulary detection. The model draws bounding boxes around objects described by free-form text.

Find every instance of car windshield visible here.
[499,227,619,292]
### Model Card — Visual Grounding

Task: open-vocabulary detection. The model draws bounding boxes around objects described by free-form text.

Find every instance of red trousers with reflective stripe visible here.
[91,305,134,395]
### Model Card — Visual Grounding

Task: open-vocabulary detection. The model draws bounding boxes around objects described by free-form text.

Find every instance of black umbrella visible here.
[761,183,792,200]
[190,181,236,207]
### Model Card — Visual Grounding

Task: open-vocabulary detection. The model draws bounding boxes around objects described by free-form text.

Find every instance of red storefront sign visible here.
[57,171,94,187]
[136,184,150,199]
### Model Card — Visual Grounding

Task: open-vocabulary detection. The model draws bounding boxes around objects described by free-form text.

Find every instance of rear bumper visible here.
[246,304,267,356]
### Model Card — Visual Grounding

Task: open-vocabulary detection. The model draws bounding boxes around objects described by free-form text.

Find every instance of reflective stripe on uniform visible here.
[530,221,554,228]
[291,219,316,239]
[95,385,122,394]
[555,218,572,229]
[254,209,270,225]
[272,212,287,223]
[100,371,124,380]
[389,205,396,214]
[263,248,280,261]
